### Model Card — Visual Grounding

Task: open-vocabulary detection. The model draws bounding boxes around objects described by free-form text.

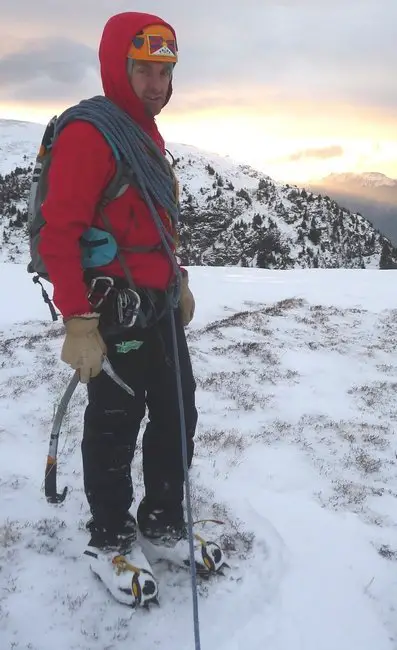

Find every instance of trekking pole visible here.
[169,308,201,650]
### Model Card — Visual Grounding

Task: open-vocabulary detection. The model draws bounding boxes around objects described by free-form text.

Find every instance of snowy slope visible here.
[1,265,397,649]
[0,119,44,175]
[168,144,397,269]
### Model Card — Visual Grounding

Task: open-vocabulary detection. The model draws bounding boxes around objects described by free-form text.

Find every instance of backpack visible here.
[27,115,134,282]
[27,113,177,322]
[26,115,140,320]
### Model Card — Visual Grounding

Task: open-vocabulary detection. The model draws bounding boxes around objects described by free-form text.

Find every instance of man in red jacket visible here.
[39,12,198,600]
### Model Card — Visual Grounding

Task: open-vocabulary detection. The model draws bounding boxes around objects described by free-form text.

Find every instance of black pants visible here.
[81,306,197,530]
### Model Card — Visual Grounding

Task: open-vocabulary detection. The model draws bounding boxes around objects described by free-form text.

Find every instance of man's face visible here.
[129,61,173,116]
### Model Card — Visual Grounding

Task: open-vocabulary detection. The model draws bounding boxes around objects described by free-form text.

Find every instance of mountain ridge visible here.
[0,118,396,270]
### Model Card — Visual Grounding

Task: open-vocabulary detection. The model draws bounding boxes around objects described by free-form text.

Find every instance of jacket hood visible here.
[98,12,176,148]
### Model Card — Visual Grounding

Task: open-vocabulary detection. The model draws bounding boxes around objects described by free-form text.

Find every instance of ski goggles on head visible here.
[127,24,178,64]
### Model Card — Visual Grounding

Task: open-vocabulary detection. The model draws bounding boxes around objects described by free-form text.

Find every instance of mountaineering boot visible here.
[137,497,227,576]
[85,511,138,544]
[83,512,159,608]
[137,497,186,545]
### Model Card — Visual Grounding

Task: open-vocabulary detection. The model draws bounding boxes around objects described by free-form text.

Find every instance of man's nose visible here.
[147,75,163,93]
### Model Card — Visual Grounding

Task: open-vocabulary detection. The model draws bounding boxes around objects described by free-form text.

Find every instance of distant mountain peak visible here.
[322,171,397,188]
[306,170,397,246]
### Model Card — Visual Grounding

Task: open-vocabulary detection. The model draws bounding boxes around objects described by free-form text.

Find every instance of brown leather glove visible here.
[61,314,106,383]
[179,272,195,326]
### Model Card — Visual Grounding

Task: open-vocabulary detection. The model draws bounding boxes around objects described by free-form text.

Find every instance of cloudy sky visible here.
[0,0,396,182]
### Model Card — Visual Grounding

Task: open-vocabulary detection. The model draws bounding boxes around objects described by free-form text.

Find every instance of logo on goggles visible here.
[148,35,176,59]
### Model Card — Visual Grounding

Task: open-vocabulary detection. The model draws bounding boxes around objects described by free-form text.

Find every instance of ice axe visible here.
[44,357,135,504]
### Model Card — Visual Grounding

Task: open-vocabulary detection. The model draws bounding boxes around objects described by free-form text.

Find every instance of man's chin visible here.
[143,99,164,116]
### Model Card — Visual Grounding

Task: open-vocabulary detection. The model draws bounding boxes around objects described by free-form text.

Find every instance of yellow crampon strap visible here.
[112,554,140,575]
[112,555,143,602]
[192,519,226,573]
[193,534,218,572]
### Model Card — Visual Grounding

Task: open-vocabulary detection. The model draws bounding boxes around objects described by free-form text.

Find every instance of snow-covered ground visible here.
[0,119,44,175]
[1,265,397,649]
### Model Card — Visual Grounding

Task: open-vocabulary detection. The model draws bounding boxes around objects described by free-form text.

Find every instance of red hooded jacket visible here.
[39,12,178,320]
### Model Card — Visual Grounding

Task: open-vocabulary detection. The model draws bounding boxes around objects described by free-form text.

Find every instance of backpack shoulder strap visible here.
[99,132,136,205]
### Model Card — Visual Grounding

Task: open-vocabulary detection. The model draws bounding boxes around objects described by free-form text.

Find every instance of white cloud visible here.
[0,0,395,111]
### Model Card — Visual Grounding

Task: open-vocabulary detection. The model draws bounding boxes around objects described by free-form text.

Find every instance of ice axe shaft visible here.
[44,370,79,503]
[44,358,134,503]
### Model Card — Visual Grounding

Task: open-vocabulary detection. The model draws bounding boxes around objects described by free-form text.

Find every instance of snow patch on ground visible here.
[0,266,396,649]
